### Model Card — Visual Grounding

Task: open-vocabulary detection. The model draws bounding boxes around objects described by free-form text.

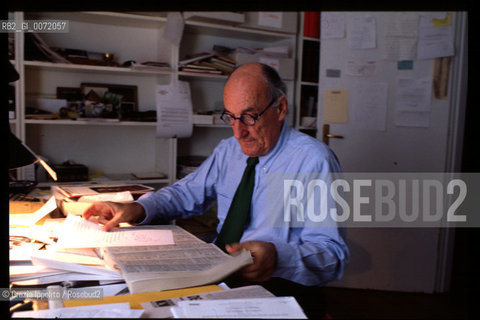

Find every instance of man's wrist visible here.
[130,202,146,225]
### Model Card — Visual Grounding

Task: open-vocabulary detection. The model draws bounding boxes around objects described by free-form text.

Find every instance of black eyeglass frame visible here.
[220,96,281,126]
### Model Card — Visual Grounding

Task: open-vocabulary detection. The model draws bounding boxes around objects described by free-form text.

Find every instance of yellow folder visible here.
[64,284,222,309]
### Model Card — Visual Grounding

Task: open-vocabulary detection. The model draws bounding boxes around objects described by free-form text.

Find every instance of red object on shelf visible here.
[303,12,320,39]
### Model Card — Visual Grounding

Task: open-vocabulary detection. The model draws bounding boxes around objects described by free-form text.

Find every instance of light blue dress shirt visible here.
[137,123,349,286]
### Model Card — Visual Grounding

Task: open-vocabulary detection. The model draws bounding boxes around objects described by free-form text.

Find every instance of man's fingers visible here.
[225,243,243,254]
[83,202,112,220]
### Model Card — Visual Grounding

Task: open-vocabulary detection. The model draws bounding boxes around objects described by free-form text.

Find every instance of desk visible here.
[9,194,325,318]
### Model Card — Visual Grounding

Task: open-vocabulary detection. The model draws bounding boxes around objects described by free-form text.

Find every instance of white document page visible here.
[417,13,454,59]
[321,12,345,39]
[56,215,174,248]
[395,78,433,111]
[141,285,275,318]
[348,13,376,49]
[156,81,193,138]
[172,297,307,319]
[353,82,388,131]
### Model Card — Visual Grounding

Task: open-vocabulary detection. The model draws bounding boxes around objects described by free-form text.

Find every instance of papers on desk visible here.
[171,296,307,319]
[56,215,174,248]
[12,302,144,318]
[141,285,274,318]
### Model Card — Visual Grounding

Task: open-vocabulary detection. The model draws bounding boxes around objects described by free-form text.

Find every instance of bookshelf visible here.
[9,11,299,187]
[295,12,320,136]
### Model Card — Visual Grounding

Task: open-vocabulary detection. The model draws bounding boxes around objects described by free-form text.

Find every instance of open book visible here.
[100,225,253,294]
[46,216,253,294]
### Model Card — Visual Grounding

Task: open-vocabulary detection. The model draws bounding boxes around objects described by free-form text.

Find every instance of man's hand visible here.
[83,202,146,231]
[226,241,277,282]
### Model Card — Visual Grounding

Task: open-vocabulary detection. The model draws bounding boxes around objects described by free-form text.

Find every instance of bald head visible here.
[224,63,268,110]
[222,63,288,157]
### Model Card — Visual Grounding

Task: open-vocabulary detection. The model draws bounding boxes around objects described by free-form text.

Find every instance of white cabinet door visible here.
[316,12,467,292]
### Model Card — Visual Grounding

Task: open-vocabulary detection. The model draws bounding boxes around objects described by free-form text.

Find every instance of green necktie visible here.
[215,157,259,251]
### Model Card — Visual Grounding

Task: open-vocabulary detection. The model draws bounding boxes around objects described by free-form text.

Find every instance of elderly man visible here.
[84,62,349,288]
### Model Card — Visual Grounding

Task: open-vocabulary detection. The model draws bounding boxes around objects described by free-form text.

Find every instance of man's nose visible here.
[232,119,248,139]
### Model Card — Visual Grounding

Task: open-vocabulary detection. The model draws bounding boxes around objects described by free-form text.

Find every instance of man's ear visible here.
[277,96,288,121]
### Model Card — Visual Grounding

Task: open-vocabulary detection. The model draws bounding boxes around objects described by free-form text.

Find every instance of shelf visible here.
[302,36,320,42]
[184,19,295,41]
[25,119,157,126]
[24,61,172,76]
[26,11,168,29]
[25,119,234,129]
[37,177,170,188]
[194,124,230,128]
[299,126,317,131]
[301,81,319,86]
[179,71,228,80]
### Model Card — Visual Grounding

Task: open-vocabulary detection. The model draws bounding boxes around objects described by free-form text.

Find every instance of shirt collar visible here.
[258,121,290,169]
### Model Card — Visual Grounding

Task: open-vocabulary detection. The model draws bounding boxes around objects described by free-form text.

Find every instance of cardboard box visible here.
[240,12,298,34]
[232,53,295,80]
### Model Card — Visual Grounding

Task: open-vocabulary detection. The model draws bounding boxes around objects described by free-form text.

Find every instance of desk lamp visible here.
[8,61,57,193]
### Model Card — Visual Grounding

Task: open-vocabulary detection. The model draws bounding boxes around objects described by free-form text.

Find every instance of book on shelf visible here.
[303,12,320,38]
[179,52,236,75]
[31,216,252,294]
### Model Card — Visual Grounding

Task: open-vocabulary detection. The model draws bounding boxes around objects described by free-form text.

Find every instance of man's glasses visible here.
[220,97,280,127]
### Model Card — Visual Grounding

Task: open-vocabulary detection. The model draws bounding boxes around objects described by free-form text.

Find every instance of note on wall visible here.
[394,78,432,128]
[353,82,388,131]
[323,89,348,123]
[384,12,419,37]
[395,78,433,111]
[156,81,193,138]
[417,12,454,59]
[383,12,419,61]
[345,60,377,77]
[348,13,376,49]
[321,12,345,39]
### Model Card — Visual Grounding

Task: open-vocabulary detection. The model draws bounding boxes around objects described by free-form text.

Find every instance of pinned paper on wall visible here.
[323,89,349,123]
[395,78,433,111]
[417,13,454,59]
[156,81,193,138]
[432,13,452,27]
[345,61,376,77]
[394,77,432,128]
[353,82,388,131]
[383,12,419,61]
[348,13,376,49]
[384,12,419,37]
[321,12,345,39]
[383,37,417,61]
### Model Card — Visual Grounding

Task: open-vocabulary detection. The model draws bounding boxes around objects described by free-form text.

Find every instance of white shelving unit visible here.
[10,11,299,187]
[295,12,320,135]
